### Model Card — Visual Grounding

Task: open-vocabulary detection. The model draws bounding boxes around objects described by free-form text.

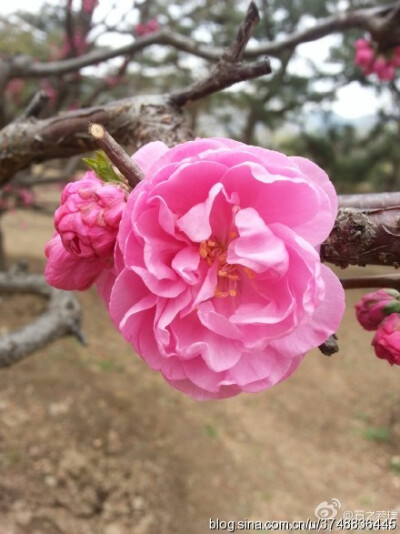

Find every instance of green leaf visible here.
[383,301,400,315]
[82,151,122,184]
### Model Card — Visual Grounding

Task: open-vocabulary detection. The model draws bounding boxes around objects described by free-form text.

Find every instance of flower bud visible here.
[372,313,400,365]
[55,171,126,261]
[355,289,400,331]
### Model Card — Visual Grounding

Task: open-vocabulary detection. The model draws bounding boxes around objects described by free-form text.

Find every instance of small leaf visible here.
[383,301,400,315]
[83,151,123,184]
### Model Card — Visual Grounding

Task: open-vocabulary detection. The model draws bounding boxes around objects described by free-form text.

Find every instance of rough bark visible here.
[321,207,400,268]
[0,95,192,184]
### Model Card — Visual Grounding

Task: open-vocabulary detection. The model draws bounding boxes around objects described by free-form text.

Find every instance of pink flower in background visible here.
[45,172,126,290]
[372,313,400,365]
[355,289,400,331]
[134,19,160,37]
[5,78,24,103]
[354,37,400,81]
[82,0,99,13]
[103,138,345,400]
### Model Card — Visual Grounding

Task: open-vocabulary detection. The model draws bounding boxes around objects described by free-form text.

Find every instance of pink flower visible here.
[372,313,400,365]
[45,172,126,290]
[55,171,126,260]
[373,58,395,81]
[354,37,399,80]
[103,138,345,400]
[146,19,159,32]
[45,232,104,290]
[355,40,375,71]
[82,0,98,13]
[355,289,400,331]
[134,19,159,36]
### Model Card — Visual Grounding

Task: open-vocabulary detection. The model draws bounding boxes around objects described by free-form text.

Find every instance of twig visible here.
[1,2,396,81]
[340,274,400,291]
[0,272,84,368]
[170,2,271,107]
[89,123,144,188]
[318,334,339,356]
[339,192,400,210]
[20,90,50,120]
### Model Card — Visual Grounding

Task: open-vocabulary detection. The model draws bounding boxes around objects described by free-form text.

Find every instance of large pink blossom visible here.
[45,172,126,290]
[372,313,400,365]
[102,138,345,400]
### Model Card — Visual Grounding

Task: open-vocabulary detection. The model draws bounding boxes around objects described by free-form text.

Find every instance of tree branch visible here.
[339,192,400,209]
[0,272,85,368]
[0,2,396,82]
[321,207,400,268]
[170,2,271,107]
[341,274,400,290]
[0,95,192,184]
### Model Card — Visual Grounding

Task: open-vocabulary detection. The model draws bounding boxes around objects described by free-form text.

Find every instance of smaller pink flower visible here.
[55,171,126,261]
[134,23,147,36]
[356,289,400,331]
[355,46,374,70]
[82,0,98,13]
[45,232,104,290]
[146,19,159,32]
[45,172,126,291]
[372,313,400,365]
[374,58,395,81]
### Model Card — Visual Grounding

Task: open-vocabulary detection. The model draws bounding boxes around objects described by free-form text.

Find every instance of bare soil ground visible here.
[0,205,399,534]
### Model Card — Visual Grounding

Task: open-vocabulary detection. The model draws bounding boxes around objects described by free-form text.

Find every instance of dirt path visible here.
[0,208,399,534]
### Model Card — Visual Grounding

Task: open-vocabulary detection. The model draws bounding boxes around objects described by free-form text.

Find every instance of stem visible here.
[339,192,400,209]
[340,274,400,291]
[88,122,144,188]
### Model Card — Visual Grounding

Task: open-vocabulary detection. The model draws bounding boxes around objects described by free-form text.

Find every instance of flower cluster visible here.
[354,38,400,81]
[45,138,345,400]
[134,19,159,37]
[355,289,400,366]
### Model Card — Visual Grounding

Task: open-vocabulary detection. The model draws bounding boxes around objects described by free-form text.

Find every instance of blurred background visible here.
[0,1,399,533]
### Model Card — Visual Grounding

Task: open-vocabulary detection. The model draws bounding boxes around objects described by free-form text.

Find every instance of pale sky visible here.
[2,0,387,120]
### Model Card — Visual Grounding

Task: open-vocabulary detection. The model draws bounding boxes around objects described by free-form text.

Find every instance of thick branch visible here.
[321,207,400,268]
[0,272,84,368]
[0,95,192,184]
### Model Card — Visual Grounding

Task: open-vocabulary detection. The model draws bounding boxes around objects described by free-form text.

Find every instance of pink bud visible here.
[134,23,147,36]
[82,0,98,13]
[355,289,400,331]
[372,313,400,365]
[54,171,127,261]
[373,57,394,80]
[355,47,374,69]
[355,38,370,50]
[146,19,159,33]
[45,232,104,290]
